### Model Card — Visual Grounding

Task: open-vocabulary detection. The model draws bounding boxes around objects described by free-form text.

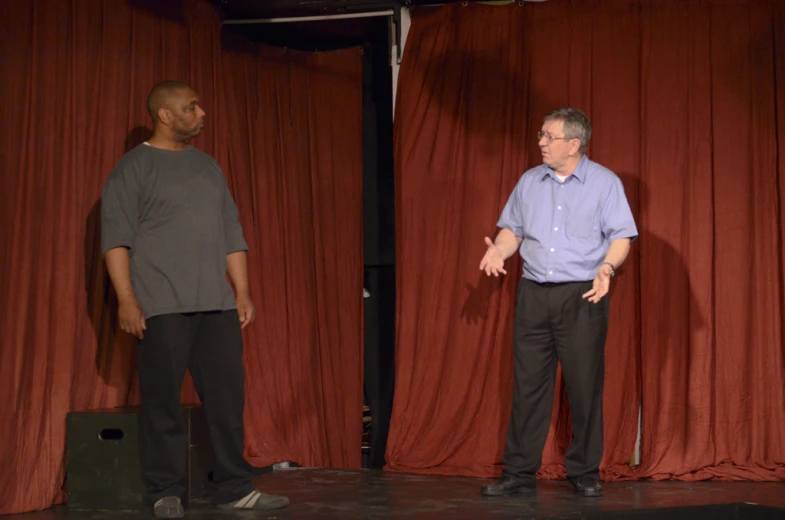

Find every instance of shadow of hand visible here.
[460,274,503,325]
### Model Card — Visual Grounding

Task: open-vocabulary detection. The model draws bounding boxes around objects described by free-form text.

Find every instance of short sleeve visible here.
[601,176,638,242]
[221,174,248,255]
[496,175,526,237]
[101,162,140,254]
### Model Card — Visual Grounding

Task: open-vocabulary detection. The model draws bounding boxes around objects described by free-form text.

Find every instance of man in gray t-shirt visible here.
[102,141,247,319]
[101,81,288,518]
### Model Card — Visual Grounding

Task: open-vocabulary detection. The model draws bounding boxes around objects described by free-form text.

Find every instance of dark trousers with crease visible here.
[501,278,609,484]
[136,310,255,506]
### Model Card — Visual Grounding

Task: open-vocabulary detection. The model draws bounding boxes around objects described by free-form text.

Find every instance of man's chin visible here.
[182,127,204,140]
[174,127,203,142]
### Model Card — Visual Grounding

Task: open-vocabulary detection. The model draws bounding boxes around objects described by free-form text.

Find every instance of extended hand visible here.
[582,264,612,303]
[236,294,256,329]
[479,237,507,277]
[118,300,146,339]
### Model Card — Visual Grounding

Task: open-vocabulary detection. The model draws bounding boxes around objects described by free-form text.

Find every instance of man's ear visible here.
[570,138,582,156]
[157,107,172,125]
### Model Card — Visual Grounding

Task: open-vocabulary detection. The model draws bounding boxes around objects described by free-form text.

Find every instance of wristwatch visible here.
[601,261,615,277]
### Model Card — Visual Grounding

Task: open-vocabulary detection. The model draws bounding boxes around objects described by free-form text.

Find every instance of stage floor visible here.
[7,469,785,519]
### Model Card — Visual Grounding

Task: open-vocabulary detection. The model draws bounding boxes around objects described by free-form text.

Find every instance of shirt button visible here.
[557,206,562,210]
[554,227,558,231]
[549,271,553,275]
[550,248,555,252]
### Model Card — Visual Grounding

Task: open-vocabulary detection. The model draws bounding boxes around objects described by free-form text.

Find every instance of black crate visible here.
[65,406,213,511]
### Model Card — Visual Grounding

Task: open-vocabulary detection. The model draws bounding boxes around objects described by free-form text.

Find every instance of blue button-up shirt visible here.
[497,155,638,283]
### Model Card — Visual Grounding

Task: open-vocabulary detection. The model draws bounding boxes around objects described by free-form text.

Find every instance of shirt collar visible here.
[541,155,589,183]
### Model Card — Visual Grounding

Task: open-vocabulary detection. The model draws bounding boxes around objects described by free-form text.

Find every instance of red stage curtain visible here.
[0,0,363,514]
[387,0,785,483]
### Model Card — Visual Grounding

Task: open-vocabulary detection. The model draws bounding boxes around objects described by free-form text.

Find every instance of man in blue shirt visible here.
[479,108,638,498]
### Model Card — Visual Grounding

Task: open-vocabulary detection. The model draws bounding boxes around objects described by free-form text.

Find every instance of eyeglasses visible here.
[537,131,575,143]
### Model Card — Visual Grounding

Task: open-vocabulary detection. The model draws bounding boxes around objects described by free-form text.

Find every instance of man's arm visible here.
[227,250,255,329]
[218,166,255,328]
[600,176,637,273]
[226,251,250,298]
[105,246,146,338]
[105,247,135,303]
[492,228,524,261]
[101,162,146,337]
[603,238,631,271]
[483,173,527,276]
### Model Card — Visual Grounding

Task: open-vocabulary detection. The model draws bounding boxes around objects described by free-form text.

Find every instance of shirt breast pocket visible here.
[566,204,600,239]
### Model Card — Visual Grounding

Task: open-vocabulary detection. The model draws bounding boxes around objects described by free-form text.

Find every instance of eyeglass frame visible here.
[537,131,578,143]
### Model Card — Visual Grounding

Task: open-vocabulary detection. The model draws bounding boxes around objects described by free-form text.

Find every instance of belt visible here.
[525,279,592,287]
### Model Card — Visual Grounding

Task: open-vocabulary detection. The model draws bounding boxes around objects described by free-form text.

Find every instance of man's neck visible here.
[146,132,188,151]
[553,156,582,177]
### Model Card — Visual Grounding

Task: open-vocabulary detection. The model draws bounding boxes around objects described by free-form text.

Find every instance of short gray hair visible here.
[544,107,592,154]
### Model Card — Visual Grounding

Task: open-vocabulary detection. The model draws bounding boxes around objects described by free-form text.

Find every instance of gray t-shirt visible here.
[101,143,248,319]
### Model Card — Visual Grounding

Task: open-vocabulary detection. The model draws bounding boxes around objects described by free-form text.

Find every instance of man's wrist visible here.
[117,294,138,305]
[600,261,615,277]
[495,242,514,261]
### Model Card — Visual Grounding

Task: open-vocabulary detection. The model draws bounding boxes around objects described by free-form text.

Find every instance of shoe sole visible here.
[576,488,602,497]
[154,507,184,519]
[154,497,184,519]
[216,497,290,511]
[481,487,536,497]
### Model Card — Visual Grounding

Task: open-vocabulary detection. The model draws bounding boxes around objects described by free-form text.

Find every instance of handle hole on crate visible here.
[99,428,124,441]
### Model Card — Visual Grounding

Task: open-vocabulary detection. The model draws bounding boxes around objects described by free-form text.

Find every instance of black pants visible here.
[136,310,255,505]
[502,279,609,483]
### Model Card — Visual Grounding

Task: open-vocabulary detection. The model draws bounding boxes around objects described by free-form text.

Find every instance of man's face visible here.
[538,119,577,170]
[162,88,206,140]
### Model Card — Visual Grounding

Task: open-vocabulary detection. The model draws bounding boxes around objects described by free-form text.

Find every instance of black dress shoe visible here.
[481,476,536,496]
[571,475,602,497]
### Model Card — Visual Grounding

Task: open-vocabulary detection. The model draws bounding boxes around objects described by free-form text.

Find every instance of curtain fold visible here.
[0,0,364,514]
[388,0,785,483]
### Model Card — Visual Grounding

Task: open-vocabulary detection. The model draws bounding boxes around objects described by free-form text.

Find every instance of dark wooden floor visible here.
[6,469,785,519]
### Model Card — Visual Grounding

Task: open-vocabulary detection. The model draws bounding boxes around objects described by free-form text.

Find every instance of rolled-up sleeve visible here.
[601,177,638,242]
[101,165,139,255]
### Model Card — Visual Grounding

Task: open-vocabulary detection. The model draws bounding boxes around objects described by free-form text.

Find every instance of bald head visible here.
[147,80,193,124]
[145,81,206,143]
